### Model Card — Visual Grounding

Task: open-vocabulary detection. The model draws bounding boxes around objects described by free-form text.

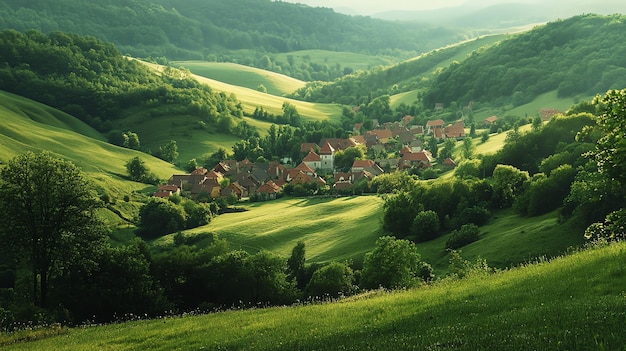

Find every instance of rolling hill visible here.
[6,241,625,350]
[0,90,180,218]
[153,196,385,266]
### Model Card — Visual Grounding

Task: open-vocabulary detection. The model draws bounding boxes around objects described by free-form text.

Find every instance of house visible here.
[300,143,319,154]
[426,119,445,136]
[351,135,366,146]
[267,161,286,180]
[411,125,425,135]
[167,173,206,191]
[444,121,465,139]
[224,181,247,198]
[402,115,414,126]
[443,158,457,168]
[351,159,384,176]
[153,184,180,198]
[320,138,357,152]
[213,162,231,175]
[353,123,363,133]
[334,172,353,184]
[375,158,399,172]
[318,141,335,171]
[192,178,221,199]
[256,180,282,200]
[302,150,322,171]
[400,150,433,169]
[367,129,393,144]
[485,116,498,124]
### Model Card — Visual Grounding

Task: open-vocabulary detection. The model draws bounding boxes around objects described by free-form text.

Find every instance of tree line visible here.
[377,96,626,251]
[0,151,435,327]
[0,0,467,63]
[0,29,252,147]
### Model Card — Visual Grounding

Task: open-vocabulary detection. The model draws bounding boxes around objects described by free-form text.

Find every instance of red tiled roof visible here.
[300,143,319,153]
[319,141,335,155]
[427,119,445,127]
[294,161,315,173]
[352,159,376,168]
[302,151,322,162]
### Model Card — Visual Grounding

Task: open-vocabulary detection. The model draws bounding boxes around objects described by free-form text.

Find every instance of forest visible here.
[292,14,626,112]
[0,0,469,80]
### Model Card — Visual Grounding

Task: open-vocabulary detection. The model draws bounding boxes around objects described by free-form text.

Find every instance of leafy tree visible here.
[247,250,297,305]
[156,140,179,163]
[0,151,107,308]
[411,210,441,242]
[361,236,432,289]
[461,137,475,160]
[305,262,354,298]
[439,138,456,160]
[334,146,365,172]
[185,158,199,173]
[287,241,306,289]
[382,191,421,236]
[282,101,301,127]
[454,159,482,179]
[138,198,187,238]
[126,156,149,182]
[446,224,480,250]
[491,164,529,208]
[593,89,626,184]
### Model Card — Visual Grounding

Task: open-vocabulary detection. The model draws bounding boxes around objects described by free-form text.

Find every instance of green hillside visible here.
[6,241,625,350]
[153,196,385,265]
[0,90,180,201]
[171,61,306,96]
[424,14,626,108]
[139,61,343,122]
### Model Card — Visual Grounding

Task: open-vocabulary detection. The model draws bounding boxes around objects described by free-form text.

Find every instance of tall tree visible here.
[0,151,107,308]
[594,89,626,184]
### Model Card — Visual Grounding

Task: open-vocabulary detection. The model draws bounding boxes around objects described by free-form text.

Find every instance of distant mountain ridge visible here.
[374,0,626,28]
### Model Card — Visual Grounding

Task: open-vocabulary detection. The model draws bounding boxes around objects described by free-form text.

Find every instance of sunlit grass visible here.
[171,61,306,96]
[153,196,385,265]
[6,241,625,350]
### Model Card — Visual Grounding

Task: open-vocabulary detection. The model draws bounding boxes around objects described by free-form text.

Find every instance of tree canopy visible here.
[0,151,107,308]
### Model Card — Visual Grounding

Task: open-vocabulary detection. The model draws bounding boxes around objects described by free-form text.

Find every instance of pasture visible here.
[5,241,624,350]
[153,196,385,266]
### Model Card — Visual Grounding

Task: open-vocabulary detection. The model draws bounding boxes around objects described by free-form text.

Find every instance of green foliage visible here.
[490,165,529,208]
[333,146,365,172]
[382,191,421,236]
[125,157,159,185]
[454,159,481,179]
[584,209,626,241]
[424,14,626,107]
[0,151,107,308]
[447,250,492,280]
[137,198,187,238]
[305,262,355,299]
[287,242,306,289]
[361,236,431,289]
[154,140,179,163]
[411,210,441,242]
[593,89,626,184]
[445,224,481,250]
[514,165,577,216]
[0,29,245,140]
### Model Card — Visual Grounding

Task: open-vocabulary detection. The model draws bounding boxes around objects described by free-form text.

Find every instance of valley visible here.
[0,1,625,349]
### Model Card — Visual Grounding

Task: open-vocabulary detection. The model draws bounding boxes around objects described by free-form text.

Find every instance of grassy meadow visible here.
[153,196,385,266]
[0,90,181,225]
[138,60,343,123]
[5,240,624,350]
[171,61,306,96]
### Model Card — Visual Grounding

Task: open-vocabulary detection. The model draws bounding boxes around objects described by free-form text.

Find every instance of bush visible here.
[411,210,440,242]
[446,224,480,250]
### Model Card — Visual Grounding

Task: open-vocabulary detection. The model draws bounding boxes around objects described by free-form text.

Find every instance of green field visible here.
[5,241,624,350]
[274,49,396,72]
[171,61,306,96]
[139,60,343,122]
[153,196,385,266]
[0,90,181,222]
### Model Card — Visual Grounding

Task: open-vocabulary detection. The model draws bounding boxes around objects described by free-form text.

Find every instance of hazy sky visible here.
[282,0,626,15]
[281,0,522,14]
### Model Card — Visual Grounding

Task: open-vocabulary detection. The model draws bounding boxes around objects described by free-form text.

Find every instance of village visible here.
[153,116,496,201]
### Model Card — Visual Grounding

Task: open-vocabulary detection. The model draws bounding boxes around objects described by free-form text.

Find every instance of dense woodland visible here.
[292,15,626,111]
[0,0,469,80]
